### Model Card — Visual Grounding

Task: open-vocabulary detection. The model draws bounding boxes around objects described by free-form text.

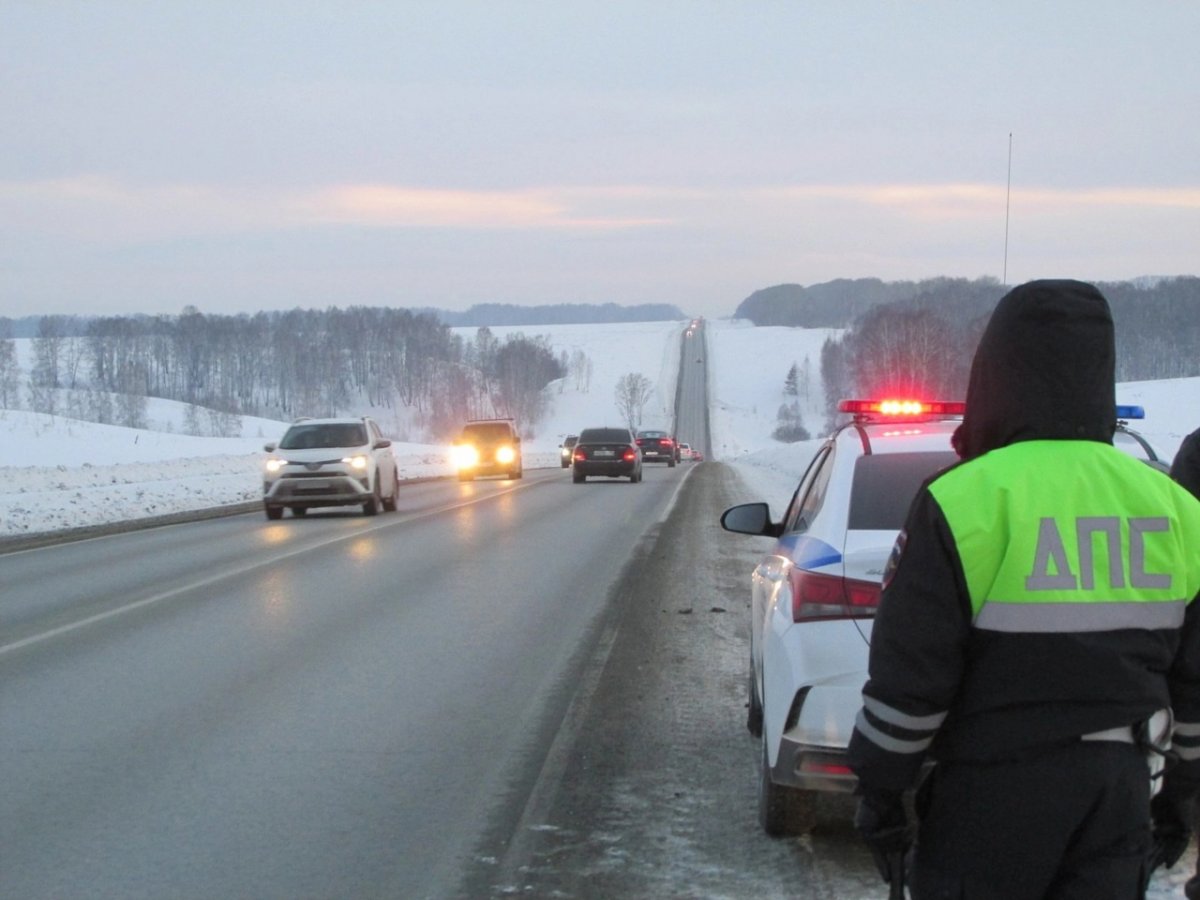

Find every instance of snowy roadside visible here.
[0,447,566,540]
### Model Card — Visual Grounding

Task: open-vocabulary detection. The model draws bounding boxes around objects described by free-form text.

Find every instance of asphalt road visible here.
[0,469,695,899]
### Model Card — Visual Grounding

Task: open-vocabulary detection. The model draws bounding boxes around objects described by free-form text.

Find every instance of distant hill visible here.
[2,302,687,339]
[733,278,997,327]
[426,302,686,327]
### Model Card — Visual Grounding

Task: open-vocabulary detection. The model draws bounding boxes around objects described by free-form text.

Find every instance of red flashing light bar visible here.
[838,399,966,417]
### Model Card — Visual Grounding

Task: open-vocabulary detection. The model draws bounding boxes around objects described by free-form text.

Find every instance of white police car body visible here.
[721,400,1163,836]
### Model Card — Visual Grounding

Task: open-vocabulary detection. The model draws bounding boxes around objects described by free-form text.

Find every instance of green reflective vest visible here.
[929,440,1200,634]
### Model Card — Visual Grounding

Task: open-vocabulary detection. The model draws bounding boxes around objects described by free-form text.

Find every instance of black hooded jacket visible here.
[847,280,1200,792]
[1173,428,1200,501]
[953,279,1116,460]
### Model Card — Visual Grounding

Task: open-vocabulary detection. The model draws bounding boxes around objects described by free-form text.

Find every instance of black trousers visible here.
[910,741,1151,900]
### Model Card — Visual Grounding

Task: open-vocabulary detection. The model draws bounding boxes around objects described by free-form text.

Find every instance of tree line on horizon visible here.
[4,279,1195,446]
[0,306,573,442]
[734,276,1200,433]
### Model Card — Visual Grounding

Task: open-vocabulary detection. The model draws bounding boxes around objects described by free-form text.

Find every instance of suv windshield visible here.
[849,451,958,530]
[280,423,367,450]
[461,423,514,442]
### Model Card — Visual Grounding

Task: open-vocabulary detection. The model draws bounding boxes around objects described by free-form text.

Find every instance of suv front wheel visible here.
[382,474,399,512]
[363,482,381,516]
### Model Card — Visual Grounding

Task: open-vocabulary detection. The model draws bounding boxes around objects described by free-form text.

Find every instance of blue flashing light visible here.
[1115,405,1145,420]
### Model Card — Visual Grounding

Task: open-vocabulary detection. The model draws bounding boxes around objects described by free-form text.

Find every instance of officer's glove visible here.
[853,787,911,886]
[1149,782,1193,871]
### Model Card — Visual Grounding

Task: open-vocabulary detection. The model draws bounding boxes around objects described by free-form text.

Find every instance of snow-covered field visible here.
[1,317,1197,538]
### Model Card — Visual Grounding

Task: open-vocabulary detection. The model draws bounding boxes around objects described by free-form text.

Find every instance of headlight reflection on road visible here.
[261,524,294,546]
[257,569,293,623]
[347,537,377,562]
[454,506,477,542]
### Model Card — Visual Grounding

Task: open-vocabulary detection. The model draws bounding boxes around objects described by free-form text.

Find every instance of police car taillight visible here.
[838,399,966,418]
[790,569,881,621]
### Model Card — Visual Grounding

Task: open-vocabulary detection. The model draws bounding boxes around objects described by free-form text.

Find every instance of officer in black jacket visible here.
[1174,428,1200,500]
[1173,427,1200,900]
[846,280,1200,899]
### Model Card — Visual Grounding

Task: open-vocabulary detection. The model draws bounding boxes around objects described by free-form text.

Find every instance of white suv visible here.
[721,399,1166,836]
[263,417,400,519]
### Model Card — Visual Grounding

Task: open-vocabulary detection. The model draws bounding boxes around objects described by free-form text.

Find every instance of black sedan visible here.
[572,427,643,483]
[636,429,678,467]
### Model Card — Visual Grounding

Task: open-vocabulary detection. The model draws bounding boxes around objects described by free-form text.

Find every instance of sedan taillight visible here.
[790,569,880,622]
[574,448,587,461]
[622,447,637,461]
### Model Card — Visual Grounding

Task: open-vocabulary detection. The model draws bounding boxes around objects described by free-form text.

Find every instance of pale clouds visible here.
[3,0,1199,317]
[8,176,1198,241]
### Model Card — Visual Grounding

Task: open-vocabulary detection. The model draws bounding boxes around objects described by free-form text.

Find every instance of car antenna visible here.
[1003,131,1012,287]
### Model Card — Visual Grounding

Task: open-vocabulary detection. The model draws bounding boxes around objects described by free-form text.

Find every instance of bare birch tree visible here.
[614,373,653,431]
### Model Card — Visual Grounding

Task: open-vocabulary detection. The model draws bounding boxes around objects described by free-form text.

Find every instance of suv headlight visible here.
[265,457,286,474]
[342,454,370,470]
[453,445,479,469]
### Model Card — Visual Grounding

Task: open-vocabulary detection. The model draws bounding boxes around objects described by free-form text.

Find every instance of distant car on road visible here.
[635,429,678,466]
[263,416,399,519]
[559,435,579,468]
[452,418,523,481]
[678,442,694,461]
[572,427,642,483]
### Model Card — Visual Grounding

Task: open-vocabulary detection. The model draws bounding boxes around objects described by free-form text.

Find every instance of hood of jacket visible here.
[953,279,1116,461]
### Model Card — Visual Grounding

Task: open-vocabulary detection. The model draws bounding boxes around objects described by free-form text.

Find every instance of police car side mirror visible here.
[720,502,782,538]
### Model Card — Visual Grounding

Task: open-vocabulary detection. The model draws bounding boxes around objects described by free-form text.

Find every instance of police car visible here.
[720,398,1163,836]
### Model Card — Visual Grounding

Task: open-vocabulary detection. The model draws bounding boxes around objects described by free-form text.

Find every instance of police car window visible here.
[848,451,958,530]
[784,446,832,533]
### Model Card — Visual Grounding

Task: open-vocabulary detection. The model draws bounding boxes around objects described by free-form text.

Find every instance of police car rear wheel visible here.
[759,735,816,836]
[747,665,763,737]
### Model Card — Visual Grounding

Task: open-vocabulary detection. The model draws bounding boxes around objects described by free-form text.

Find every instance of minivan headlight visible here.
[452,445,479,469]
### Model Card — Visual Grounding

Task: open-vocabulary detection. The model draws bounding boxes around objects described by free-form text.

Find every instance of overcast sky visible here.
[2,2,1197,320]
